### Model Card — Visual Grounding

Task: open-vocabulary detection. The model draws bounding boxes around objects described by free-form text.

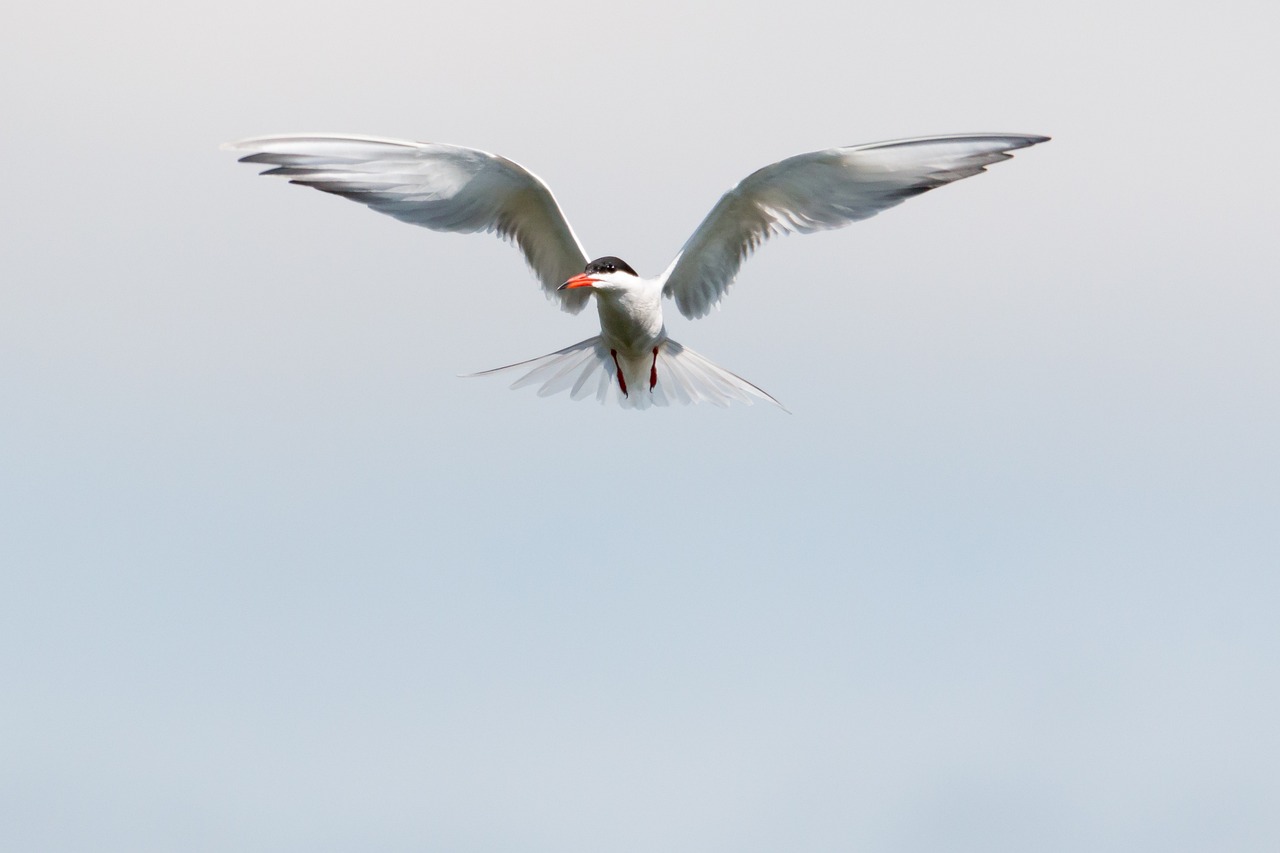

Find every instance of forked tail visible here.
[466,336,786,411]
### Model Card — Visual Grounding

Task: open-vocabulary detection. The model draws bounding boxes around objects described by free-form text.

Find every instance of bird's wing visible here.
[660,133,1049,319]
[225,134,593,314]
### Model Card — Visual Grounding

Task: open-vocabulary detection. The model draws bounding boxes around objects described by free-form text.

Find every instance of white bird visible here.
[226,132,1048,410]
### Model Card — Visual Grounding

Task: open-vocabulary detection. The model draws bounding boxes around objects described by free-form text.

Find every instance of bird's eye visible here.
[606,263,615,271]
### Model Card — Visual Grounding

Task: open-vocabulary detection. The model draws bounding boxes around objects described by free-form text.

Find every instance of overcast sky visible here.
[3,1,1277,851]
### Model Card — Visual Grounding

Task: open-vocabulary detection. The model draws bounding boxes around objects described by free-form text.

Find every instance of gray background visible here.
[3,1,1277,851]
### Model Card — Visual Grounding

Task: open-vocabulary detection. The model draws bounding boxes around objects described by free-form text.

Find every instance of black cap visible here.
[585,256,637,276]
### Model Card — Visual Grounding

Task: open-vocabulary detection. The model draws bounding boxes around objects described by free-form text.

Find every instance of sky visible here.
[2,1,1277,851]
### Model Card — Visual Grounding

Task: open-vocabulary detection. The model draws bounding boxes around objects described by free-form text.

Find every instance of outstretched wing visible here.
[660,133,1049,319]
[225,134,593,314]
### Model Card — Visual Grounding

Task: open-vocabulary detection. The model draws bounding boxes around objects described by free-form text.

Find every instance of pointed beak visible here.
[558,273,598,291]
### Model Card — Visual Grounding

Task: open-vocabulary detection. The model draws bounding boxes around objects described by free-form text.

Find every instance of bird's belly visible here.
[602,328,663,358]
[596,297,664,357]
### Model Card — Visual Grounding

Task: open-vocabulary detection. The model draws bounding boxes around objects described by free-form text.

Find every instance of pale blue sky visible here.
[3,1,1277,851]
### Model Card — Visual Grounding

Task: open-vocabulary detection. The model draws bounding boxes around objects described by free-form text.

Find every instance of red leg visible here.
[610,349,628,397]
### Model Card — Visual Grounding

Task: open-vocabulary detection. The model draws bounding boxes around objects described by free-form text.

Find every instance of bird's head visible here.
[559,256,640,294]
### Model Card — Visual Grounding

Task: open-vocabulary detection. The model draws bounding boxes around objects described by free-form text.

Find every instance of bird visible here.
[226,132,1048,410]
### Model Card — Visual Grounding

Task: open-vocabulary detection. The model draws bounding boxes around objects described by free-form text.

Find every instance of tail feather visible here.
[657,340,785,409]
[465,336,785,411]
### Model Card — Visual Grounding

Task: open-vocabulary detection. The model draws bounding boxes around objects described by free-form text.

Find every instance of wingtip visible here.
[221,139,267,161]
[221,137,261,152]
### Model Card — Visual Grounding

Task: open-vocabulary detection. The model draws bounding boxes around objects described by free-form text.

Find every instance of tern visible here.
[227,132,1048,409]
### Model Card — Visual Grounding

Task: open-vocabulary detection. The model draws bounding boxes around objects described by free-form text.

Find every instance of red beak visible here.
[558,273,598,290]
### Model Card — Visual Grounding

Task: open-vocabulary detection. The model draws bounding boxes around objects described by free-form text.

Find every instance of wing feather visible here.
[661,133,1049,319]
[225,134,592,314]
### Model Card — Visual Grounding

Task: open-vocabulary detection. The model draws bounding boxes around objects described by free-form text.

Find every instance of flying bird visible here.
[226,132,1048,409]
